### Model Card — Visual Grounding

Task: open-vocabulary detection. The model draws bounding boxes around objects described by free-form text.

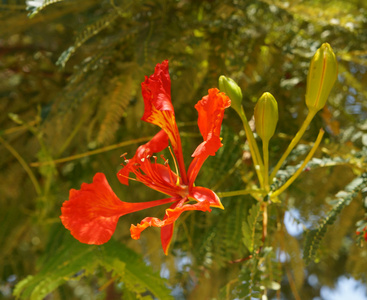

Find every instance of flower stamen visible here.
[168,146,180,186]
[118,172,139,182]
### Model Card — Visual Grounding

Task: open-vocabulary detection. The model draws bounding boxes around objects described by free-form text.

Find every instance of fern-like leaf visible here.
[303,173,367,263]
[242,202,263,253]
[99,239,173,300]
[271,151,365,192]
[13,225,172,300]
[27,0,65,18]
[233,247,280,299]
[56,11,119,68]
[96,75,134,145]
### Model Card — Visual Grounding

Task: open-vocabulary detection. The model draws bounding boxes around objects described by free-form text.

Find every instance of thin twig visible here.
[0,136,42,195]
[30,136,153,167]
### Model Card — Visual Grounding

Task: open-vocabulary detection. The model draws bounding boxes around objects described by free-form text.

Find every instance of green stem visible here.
[270,129,324,199]
[270,109,316,181]
[217,188,263,198]
[0,136,42,196]
[263,139,269,191]
[30,136,153,167]
[57,113,88,157]
[238,106,264,188]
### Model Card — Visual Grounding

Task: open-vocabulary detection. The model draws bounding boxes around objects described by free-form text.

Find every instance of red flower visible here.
[60,60,231,254]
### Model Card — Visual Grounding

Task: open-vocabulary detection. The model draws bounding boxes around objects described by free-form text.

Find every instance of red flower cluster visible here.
[60,60,231,254]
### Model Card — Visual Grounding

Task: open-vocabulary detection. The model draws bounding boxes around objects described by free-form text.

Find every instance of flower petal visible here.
[190,186,224,209]
[118,132,188,197]
[160,202,179,255]
[141,61,179,147]
[192,88,231,157]
[161,223,175,255]
[141,60,174,119]
[60,173,125,245]
[188,88,230,185]
[130,200,211,240]
[60,173,176,244]
[140,60,187,183]
[117,130,169,185]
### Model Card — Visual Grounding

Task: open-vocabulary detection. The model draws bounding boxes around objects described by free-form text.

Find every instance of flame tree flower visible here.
[60,60,231,254]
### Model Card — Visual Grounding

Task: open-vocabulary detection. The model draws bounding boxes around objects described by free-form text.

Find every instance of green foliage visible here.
[27,0,66,18]
[14,225,172,300]
[242,202,263,253]
[56,10,119,68]
[304,173,367,263]
[226,247,281,299]
[1,0,367,299]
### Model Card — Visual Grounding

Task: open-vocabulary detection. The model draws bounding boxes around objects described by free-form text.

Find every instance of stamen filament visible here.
[168,146,181,186]
[118,173,139,182]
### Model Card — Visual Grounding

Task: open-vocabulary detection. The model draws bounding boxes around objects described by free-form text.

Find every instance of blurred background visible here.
[1,0,367,299]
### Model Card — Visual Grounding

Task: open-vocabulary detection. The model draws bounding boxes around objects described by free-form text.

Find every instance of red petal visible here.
[161,224,175,255]
[117,131,188,197]
[61,173,176,244]
[160,202,179,255]
[130,200,211,240]
[60,173,125,245]
[141,60,174,121]
[188,88,230,185]
[140,61,187,183]
[190,186,224,209]
[117,130,169,185]
[192,88,231,158]
[141,61,177,139]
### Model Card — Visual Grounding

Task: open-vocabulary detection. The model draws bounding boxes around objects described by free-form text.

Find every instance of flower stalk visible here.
[270,129,325,199]
[219,76,265,188]
[270,43,337,182]
[254,92,278,190]
[269,110,316,182]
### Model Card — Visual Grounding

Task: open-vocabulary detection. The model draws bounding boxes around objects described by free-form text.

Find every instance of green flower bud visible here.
[218,75,243,114]
[254,92,278,143]
[305,43,338,113]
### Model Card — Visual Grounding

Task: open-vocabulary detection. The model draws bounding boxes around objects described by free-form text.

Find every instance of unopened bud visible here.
[254,92,278,143]
[218,76,242,114]
[305,43,338,113]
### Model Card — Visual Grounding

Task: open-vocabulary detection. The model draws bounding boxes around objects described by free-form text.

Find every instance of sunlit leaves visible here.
[14,226,172,300]
[242,202,263,253]
[304,174,367,263]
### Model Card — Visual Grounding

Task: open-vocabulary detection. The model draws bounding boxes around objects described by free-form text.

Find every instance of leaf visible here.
[242,202,263,253]
[233,247,280,299]
[95,75,135,145]
[14,224,172,300]
[99,239,173,300]
[27,0,66,18]
[303,173,367,263]
[56,11,119,68]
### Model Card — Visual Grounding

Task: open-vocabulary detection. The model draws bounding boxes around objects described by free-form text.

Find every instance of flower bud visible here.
[254,92,278,143]
[305,43,338,113]
[218,76,242,114]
